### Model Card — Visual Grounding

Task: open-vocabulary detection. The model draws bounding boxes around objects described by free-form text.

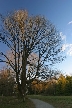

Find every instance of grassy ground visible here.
[28,95,72,108]
[0,96,35,108]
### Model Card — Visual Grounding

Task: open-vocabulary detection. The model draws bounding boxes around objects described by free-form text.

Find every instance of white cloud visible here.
[67,44,72,56]
[62,44,72,56]
[68,21,72,24]
[60,28,72,56]
[60,32,66,41]
[62,44,69,51]
[60,32,72,56]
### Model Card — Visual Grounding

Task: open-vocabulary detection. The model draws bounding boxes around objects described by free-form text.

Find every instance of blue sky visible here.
[0,0,72,75]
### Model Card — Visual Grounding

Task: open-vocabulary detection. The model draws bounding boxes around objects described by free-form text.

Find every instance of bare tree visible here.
[0,10,64,101]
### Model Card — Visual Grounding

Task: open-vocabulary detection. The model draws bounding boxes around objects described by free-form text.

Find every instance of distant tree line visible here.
[29,74,72,96]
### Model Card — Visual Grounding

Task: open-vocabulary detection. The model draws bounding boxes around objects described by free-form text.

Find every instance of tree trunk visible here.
[21,49,27,102]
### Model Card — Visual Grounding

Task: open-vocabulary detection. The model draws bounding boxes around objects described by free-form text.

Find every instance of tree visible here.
[65,75,72,95]
[0,10,64,101]
[31,79,44,94]
[0,68,15,96]
[56,74,66,95]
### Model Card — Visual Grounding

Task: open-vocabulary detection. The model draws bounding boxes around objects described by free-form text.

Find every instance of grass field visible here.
[0,96,35,108]
[28,95,72,108]
[0,95,72,108]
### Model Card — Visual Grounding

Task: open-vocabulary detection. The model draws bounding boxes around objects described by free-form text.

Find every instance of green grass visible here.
[28,95,72,108]
[0,96,35,108]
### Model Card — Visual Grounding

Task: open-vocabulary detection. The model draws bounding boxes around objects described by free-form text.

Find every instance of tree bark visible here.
[21,48,27,102]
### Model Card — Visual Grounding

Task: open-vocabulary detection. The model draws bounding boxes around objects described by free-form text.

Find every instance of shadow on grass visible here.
[0,96,36,108]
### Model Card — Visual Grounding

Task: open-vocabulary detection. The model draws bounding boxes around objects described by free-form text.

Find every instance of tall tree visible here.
[0,10,64,101]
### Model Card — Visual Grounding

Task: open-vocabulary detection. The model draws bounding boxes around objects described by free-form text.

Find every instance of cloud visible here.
[67,44,72,56]
[62,44,69,51]
[62,44,72,56]
[60,32,66,41]
[60,32,72,56]
[68,21,72,24]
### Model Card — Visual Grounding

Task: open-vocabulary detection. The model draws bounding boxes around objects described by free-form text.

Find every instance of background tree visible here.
[0,68,15,96]
[65,75,72,95]
[0,10,64,101]
[31,79,44,94]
